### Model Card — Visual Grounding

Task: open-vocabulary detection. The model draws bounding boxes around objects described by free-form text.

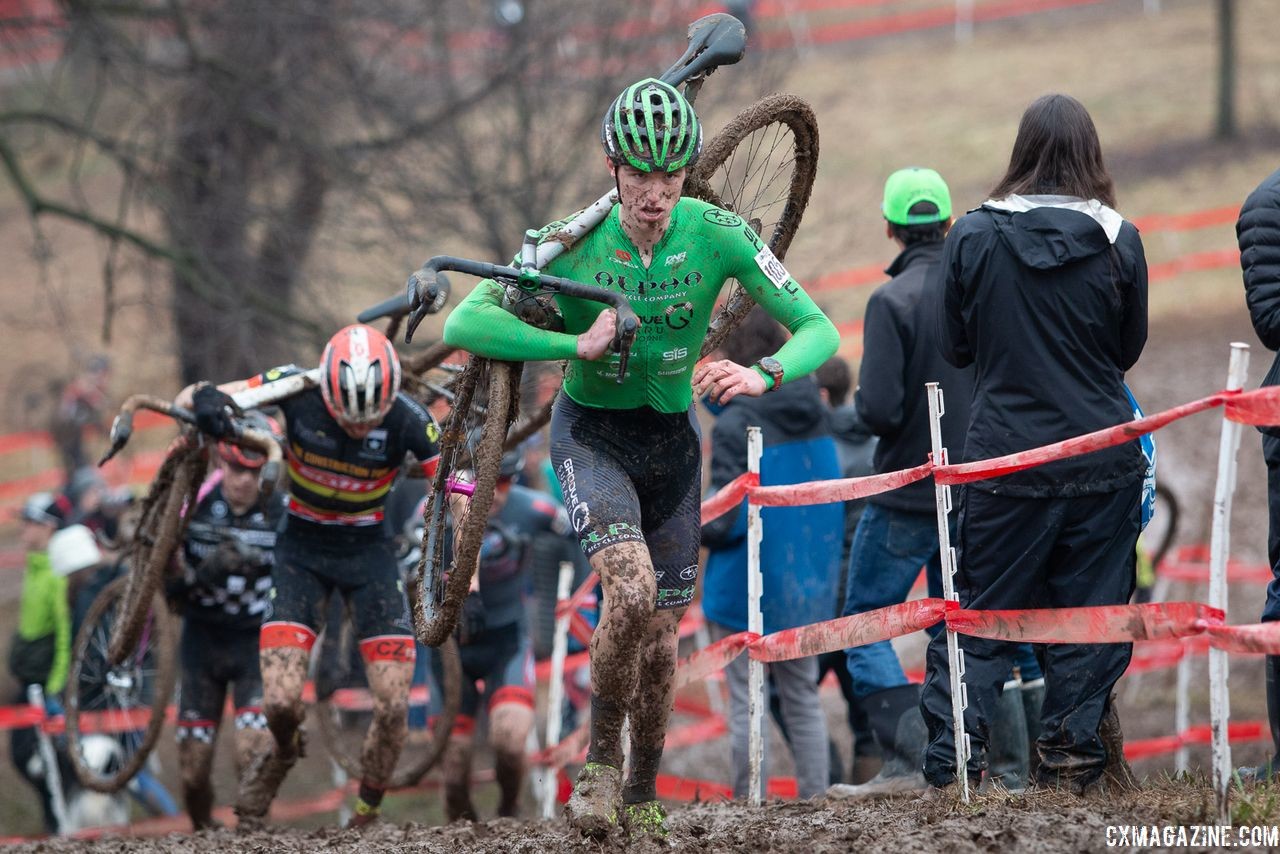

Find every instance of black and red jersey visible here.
[248,365,441,529]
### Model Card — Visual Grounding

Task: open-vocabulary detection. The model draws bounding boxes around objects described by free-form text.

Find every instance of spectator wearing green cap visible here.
[827,168,974,800]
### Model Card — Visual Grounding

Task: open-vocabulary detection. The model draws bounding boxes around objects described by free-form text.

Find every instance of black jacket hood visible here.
[747,375,827,440]
[983,195,1126,271]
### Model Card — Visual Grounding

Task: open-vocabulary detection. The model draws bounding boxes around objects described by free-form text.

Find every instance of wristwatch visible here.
[754,357,784,392]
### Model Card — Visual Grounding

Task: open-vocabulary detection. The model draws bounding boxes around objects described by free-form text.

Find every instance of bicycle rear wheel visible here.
[415,358,520,647]
[108,443,204,666]
[66,576,177,793]
[686,93,820,357]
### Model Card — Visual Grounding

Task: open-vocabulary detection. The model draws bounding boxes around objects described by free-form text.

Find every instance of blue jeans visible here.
[843,504,945,698]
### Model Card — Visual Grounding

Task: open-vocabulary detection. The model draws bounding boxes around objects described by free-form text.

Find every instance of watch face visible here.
[760,357,782,372]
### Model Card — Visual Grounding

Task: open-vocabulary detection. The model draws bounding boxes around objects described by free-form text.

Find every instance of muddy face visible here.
[609,159,686,256]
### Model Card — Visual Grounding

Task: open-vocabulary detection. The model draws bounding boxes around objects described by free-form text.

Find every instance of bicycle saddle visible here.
[659,13,747,87]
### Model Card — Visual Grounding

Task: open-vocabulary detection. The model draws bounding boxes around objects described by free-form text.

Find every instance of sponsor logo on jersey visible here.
[703,208,744,228]
[613,248,638,269]
[664,251,687,268]
[362,429,388,454]
[662,347,688,362]
[678,564,698,581]
[754,245,792,289]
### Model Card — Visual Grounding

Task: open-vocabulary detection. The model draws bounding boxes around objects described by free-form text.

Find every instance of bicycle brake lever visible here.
[99,412,134,466]
[404,267,443,344]
[612,316,638,384]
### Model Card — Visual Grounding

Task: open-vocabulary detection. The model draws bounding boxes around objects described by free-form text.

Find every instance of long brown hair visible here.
[989,94,1116,208]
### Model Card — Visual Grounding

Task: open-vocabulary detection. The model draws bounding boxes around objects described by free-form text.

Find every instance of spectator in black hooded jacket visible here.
[920,93,1148,795]
[1238,167,1280,781]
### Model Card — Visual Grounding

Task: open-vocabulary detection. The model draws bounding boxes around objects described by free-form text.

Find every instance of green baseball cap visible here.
[882,167,952,225]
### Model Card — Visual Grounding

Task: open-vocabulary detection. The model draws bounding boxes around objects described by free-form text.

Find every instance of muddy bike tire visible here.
[66,576,178,793]
[685,93,820,358]
[107,444,204,666]
[415,359,520,647]
[313,632,463,789]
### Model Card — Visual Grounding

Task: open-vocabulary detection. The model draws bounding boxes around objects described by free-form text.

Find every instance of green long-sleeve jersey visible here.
[442,197,840,413]
[17,551,70,695]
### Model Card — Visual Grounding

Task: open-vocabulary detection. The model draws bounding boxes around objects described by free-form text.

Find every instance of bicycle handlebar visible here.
[405,256,638,383]
[99,395,284,495]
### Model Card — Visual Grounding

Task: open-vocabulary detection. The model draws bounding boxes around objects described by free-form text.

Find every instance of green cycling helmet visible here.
[601,78,701,174]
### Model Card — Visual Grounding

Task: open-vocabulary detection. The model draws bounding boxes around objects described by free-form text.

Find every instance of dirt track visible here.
[10,784,1277,853]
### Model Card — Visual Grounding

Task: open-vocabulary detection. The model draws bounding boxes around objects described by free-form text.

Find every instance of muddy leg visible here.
[233,725,275,786]
[235,646,308,826]
[623,607,682,804]
[585,540,658,769]
[441,732,477,822]
[360,659,412,787]
[178,737,218,830]
[490,703,534,818]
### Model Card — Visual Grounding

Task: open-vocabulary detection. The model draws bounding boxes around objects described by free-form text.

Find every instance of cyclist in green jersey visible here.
[443,78,838,838]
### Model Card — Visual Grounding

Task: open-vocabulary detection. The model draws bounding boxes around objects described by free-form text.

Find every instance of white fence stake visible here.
[1174,651,1191,774]
[928,383,970,802]
[541,561,576,819]
[1209,342,1249,820]
[747,425,766,806]
[28,684,68,834]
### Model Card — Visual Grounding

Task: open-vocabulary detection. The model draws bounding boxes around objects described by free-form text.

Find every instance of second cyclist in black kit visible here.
[169,414,284,830]
[176,324,440,829]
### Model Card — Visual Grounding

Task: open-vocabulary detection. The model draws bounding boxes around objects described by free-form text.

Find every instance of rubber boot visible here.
[1239,654,1280,783]
[984,680,1029,793]
[827,685,927,799]
[849,694,882,784]
[1089,693,1139,796]
[1021,678,1045,781]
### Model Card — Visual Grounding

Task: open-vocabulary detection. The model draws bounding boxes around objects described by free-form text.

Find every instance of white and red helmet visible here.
[319,324,402,429]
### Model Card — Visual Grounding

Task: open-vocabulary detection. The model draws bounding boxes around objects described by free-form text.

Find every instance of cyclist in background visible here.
[175,324,440,829]
[167,414,284,830]
[434,443,587,822]
[440,78,839,837]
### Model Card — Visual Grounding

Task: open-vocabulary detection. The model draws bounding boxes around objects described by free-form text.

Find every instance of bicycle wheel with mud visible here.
[66,576,177,793]
[686,92,820,357]
[107,442,204,666]
[312,627,463,789]
[415,358,521,648]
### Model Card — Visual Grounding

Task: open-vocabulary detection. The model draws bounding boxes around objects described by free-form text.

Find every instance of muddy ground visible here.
[8,783,1279,853]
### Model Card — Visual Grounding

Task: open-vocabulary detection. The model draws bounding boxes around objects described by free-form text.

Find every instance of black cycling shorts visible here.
[264,521,414,656]
[549,395,701,610]
[176,618,265,743]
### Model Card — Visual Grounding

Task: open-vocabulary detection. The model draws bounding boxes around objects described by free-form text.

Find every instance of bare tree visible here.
[1,0,772,382]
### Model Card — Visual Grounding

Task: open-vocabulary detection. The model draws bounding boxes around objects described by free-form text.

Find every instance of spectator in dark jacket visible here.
[920,94,1147,795]
[702,307,844,800]
[1238,167,1280,781]
[828,168,973,800]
